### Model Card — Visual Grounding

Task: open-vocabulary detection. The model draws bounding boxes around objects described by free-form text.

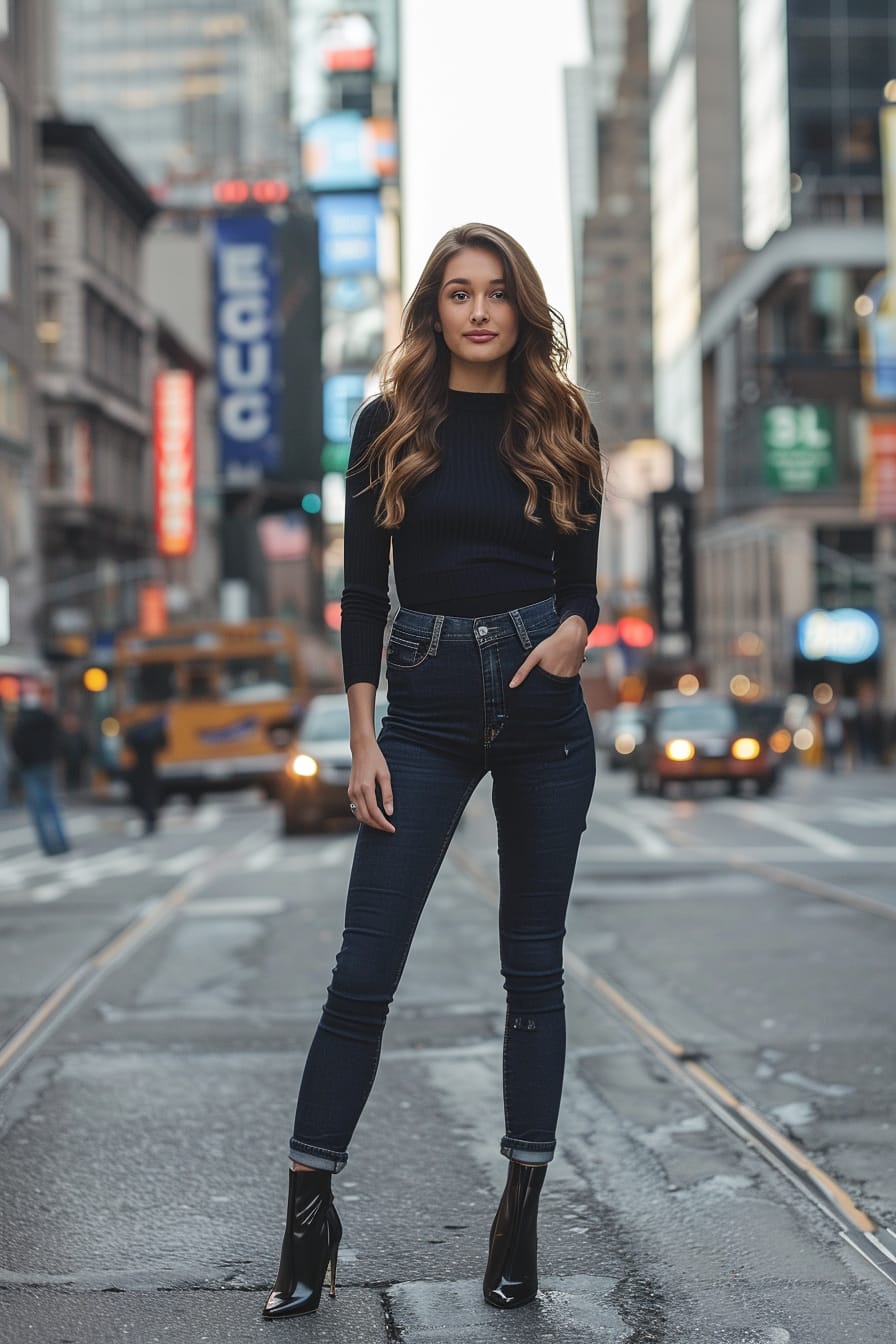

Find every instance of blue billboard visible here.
[316,193,380,277]
[214,214,281,480]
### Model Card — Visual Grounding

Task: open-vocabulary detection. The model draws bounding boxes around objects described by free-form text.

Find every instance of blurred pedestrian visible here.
[822,699,845,773]
[125,712,168,835]
[0,699,10,811]
[59,710,91,794]
[264,224,601,1318]
[10,689,70,856]
[854,684,884,766]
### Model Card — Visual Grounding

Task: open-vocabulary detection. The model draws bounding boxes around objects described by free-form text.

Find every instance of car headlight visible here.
[665,738,695,762]
[289,753,319,777]
[614,732,637,755]
[731,736,761,761]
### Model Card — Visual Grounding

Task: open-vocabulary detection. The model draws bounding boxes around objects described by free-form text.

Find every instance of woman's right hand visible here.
[348,738,395,833]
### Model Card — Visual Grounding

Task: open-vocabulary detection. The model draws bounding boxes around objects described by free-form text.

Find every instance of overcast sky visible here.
[399,0,591,371]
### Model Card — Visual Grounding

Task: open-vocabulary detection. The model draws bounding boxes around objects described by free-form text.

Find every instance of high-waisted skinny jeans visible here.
[289,596,596,1172]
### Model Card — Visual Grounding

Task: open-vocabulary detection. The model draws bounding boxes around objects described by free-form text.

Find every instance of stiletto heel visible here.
[483,1160,547,1309]
[262,1168,343,1319]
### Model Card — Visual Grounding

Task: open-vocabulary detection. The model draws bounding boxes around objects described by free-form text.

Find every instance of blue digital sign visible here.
[214,215,281,479]
[316,192,380,277]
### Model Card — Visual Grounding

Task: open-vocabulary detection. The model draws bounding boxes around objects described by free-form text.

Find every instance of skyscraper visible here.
[692,1,893,703]
[54,1,293,206]
[0,0,40,664]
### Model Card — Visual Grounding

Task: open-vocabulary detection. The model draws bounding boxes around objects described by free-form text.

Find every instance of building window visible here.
[0,82,11,172]
[0,215,11,301]
[37,290,62,357]
[38,184,57,245]
[0,353,26,440]
[0,1,9,42]
[45,420,66,491]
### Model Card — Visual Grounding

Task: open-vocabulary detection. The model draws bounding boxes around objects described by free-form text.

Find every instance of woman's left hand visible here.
[509,616,588,687]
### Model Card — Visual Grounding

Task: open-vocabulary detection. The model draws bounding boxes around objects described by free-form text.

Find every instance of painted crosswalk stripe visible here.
[713,799,856,857]
[587,801,670,854]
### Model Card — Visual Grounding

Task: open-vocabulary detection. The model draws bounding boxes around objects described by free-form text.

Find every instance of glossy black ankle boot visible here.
[262,1167,342,1319]
[482,1159,547,1309]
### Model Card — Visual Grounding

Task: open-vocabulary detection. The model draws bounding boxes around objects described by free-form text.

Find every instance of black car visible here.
[632,691,778,797]
[280,693,388,835]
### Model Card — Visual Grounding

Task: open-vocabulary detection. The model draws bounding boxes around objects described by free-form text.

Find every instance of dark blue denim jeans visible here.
[289,596,596,1172]
[21,764,70,856]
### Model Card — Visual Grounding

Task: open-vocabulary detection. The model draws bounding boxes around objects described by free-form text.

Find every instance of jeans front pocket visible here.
[385,632,429,671]
[529,662,580,687]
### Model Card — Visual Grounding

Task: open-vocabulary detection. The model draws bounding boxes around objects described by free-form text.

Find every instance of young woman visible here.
[263,223,602,1319]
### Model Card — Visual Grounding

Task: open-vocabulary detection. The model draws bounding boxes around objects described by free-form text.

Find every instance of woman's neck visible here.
[447,361,508,394]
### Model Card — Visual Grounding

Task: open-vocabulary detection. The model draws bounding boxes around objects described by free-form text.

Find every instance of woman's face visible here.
[435,246,519,382]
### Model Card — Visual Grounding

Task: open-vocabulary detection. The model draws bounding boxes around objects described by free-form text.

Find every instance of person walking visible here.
[59,710,92,794]
[124,712,168,835]
[263,223,602,1319]
[10,689,70,856]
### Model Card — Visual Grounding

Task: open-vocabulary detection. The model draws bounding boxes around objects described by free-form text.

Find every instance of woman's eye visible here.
[491,290,506,300]
[450,290,469,302]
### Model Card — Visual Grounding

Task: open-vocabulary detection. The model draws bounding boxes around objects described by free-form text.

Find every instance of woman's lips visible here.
[464,332,497,342]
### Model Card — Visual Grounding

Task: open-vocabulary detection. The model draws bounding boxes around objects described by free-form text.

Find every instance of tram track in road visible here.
[448,846,896,1293]
[0,822,271,1090]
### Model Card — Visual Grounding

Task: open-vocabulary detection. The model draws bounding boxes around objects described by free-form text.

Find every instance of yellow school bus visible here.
[111,620,309,802]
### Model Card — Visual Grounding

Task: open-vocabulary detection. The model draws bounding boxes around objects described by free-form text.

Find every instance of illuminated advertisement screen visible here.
[154,371,195,557]
[302,112,380,191]
[214,214,281,481]
[316,192,380,276]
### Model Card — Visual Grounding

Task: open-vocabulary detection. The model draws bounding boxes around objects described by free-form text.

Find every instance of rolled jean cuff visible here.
[501,1136,555,1164]
[288,1140,348,1174]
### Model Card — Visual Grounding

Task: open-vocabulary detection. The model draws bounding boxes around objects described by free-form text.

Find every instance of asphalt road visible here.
[1,759,895,1342]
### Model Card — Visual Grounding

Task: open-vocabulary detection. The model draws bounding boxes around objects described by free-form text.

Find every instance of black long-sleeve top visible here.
[340,389,601,689]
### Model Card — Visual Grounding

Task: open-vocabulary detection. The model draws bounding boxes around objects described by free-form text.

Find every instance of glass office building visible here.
[741,0,894,249]
[54,1,293,206]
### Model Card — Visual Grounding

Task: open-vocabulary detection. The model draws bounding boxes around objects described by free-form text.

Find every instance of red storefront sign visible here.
[870,419,896,520]
[138,582,167,636]
[154,371,195,556]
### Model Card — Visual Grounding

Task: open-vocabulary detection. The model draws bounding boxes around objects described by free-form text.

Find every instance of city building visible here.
[0,0,41,673]
[53,0,293,211]
[646,0,742,475]
[580,0,653,451]
[696,0,895,709]
[292,0,400,633]
[35,118,159,674]
[571,0,666,680]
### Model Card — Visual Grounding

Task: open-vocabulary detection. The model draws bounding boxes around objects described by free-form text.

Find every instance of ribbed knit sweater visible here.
[340,390,601,689]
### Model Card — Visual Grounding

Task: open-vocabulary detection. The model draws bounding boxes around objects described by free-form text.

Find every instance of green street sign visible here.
[762,404,835,491]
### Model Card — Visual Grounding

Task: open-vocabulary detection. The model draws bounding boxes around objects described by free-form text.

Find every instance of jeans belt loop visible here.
[427,614,445,657]
[509,608,533,651]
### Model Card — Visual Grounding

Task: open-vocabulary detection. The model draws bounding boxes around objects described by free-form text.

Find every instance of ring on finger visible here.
[349,802,357,812]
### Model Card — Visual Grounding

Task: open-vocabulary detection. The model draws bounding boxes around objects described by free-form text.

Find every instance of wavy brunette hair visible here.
[353,223,603,534]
